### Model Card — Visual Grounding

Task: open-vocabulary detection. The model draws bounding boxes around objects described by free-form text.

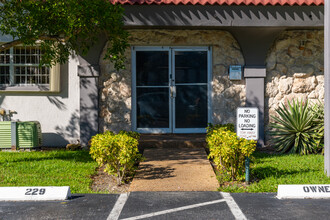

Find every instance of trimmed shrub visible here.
[206,123,235,134]
[270,99,321,155]
[89,130,143,185]
[207,124,257,181]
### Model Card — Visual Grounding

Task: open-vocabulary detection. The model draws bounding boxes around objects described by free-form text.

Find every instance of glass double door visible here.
[133,47,210,133]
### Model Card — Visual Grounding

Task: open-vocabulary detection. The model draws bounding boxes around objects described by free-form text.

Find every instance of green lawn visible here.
[2,150,330,194]
[0,150,98,194]
[219,152,330,193]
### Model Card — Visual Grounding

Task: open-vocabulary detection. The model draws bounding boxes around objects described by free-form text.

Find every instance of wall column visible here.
[244,67,266,146]
[78,65,99,146]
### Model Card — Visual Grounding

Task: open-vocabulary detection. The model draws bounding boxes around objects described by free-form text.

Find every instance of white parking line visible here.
[107,193,130,220]
[221,192,247,220]
[120,199,226,220]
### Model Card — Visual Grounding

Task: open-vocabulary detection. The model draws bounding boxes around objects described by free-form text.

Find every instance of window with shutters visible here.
[0,45,60,92]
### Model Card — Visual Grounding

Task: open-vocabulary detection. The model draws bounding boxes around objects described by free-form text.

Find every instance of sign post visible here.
[236,107,259,183]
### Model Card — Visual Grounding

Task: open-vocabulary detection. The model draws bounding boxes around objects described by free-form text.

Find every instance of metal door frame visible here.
[171,47,212,133]
[132,46,212,133]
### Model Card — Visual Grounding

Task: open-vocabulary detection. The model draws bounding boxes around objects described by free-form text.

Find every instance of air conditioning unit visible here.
[0,122,12,148]
[0,121,42,149]
[17,121,42,149]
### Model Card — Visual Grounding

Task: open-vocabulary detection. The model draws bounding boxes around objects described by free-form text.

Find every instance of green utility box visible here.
[17,121,42,148]
[0,121,12,148]
[0,121,42,149]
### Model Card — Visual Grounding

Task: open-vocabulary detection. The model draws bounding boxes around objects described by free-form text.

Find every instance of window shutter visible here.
[50,64,60,92]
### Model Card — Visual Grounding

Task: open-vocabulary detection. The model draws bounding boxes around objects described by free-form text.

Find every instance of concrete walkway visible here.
[129,148,219,191]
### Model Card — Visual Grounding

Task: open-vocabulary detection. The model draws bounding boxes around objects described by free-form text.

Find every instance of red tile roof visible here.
[111,0,324,5]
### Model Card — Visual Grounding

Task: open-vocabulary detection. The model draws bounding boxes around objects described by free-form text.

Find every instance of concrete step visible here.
[139,134,207,149]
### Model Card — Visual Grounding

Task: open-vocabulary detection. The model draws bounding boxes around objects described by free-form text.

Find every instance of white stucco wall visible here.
[0,57,80,146]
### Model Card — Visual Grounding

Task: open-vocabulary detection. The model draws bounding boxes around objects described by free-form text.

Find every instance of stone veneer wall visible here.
[265,30,324,143]
[99,29,245,132]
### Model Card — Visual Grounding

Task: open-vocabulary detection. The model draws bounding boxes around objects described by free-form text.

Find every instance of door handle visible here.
[170,86,176,98]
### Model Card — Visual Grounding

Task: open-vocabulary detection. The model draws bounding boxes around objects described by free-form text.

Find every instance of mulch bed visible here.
[90,167,131,193]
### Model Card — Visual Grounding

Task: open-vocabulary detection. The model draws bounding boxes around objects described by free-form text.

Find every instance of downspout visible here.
[324,1,330,175]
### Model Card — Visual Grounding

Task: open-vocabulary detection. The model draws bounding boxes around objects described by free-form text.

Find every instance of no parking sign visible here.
[236,107,259,140]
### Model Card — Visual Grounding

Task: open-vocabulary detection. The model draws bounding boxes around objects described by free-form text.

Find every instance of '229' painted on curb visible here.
[25,188,46,195]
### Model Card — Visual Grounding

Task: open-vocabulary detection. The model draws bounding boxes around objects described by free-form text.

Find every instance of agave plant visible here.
[270,99,318,155]
[310,101,324,152]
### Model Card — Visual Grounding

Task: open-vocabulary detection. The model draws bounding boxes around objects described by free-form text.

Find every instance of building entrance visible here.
[132,47,211,133]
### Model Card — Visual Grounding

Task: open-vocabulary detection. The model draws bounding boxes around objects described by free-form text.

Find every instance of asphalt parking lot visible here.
[1,192,330,220]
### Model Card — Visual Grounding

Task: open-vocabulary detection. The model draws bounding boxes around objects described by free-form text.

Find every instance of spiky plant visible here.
[310,101,324,152]
[270,99,318,155]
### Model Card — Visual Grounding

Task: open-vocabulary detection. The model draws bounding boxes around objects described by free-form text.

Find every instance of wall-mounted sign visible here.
[236,107,258,140]
[229,65,242,80]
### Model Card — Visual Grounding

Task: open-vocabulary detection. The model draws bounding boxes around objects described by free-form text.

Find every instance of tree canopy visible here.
[0,0,128,69]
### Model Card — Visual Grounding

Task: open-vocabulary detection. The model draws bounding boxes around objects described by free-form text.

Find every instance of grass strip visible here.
[0,150,98,194]
[219,152,330,193]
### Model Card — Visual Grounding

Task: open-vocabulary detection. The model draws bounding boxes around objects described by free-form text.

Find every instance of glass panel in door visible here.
[174,51,208,131]
[136,51,168,86]
[175,85,207,128]
[137,87,169,128]
[136,51,170,129]
[175,51,207,84]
